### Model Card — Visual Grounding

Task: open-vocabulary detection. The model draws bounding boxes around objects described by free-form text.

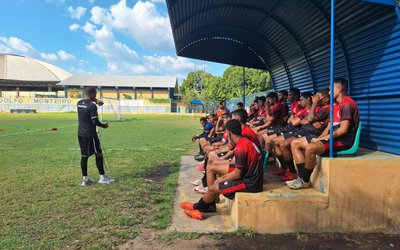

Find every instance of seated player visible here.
[192,117,214,161]
[268,92,313,181]
[247,96,266,126]
[261,88,301,155]
[236,102,244,110]
[253,92,287,146]
[180,119,263,220]
[216,100,230,118]
[247,97,260,122]
[287,78,359,189]
[77,87,114,186]
[278,90,289,121]
[273,89,331,181]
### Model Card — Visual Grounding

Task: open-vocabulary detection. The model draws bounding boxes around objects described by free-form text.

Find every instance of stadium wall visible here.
[0,97,175,113]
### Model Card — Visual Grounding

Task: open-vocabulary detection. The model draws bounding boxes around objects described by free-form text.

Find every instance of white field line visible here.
[0,125,76,138]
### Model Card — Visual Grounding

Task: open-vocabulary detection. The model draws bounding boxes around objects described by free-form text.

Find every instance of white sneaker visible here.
[98,176,114,184]
[286,177,310,190]
[81,178,96,187]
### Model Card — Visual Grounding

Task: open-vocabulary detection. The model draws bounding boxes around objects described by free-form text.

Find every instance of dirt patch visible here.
[118,232,400,250]
[118,232,218,250]
[145,165,171,183]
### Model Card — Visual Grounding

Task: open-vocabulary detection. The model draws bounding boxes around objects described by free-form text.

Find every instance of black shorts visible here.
[219,179,262,200]
[78,135,102,157]
[283,131,319,143]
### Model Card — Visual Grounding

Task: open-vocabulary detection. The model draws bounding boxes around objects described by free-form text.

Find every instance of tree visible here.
[179,66,272,103]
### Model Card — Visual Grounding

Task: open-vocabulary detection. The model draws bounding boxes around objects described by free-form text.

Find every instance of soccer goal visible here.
[100,97,133,122]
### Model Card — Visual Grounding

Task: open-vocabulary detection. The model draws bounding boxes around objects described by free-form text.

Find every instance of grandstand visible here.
[0,54,72,97]
[0,54,183,114]
[57,75,178,100]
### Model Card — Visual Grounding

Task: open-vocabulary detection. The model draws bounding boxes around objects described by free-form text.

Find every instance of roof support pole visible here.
[242,67,246,107]
[329,0,335,159]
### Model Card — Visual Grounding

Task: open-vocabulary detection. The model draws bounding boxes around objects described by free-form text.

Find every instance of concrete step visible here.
[227,148,400,233]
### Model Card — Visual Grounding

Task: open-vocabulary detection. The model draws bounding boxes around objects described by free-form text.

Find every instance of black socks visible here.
[277,156,288,170]
[296,163,313,182]
[194,198,216,212]
[81,156,88,176]
[286,160,297,174]
[96,156,105,175]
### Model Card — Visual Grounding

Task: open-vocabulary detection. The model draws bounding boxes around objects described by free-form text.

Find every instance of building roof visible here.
[57,75,178,88]
[0,54,73,83]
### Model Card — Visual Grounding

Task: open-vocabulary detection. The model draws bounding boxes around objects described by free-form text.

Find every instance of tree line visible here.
[179,66,272,105]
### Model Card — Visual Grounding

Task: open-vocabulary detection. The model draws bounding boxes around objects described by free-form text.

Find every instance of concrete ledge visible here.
[228,148,400,233]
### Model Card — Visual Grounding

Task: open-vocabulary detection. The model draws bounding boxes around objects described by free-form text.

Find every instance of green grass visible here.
[0,113,199,249]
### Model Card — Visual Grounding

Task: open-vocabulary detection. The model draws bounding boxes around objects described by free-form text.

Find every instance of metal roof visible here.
[57,75,178,88]
[0,54,73,83]
[167,0,400,155]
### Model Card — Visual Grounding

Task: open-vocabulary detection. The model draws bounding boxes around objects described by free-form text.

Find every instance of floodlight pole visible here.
[329,0,335,158]
[242,67,246,107]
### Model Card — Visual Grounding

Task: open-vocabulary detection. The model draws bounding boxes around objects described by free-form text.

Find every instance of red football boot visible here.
[272,168,288,176]
[184,209,205,220]
[180,202,195,210]
[280,172,298,182]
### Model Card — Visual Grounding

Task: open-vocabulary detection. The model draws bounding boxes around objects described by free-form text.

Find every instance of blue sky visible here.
[0,0,229,82]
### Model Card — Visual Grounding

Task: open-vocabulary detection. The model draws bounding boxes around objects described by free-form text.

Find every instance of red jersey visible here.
[234,137,263,188]
[295,107,310,120]
[332,96,359,146]
[241,125,261,149]
[290,101,303,116]
[268,102,287,127]
[257,107,265,119]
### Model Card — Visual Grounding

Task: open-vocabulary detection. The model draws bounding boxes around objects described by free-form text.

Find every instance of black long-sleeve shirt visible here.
[77,99,106,137]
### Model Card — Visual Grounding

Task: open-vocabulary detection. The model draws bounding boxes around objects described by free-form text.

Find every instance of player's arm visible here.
[216,168,243,183]
[303,94,321,124]
[221,149,234,160]
[90,105,108,128]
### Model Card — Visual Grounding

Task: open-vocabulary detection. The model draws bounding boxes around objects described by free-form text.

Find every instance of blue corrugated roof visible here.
[167,0,400,155]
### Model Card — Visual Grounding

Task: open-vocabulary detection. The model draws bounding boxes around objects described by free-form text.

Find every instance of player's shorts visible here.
[320,139,350,152]
[228,164,235,173]
[218,179,262,200]
[283,130,320,143]
[78,135,102,157]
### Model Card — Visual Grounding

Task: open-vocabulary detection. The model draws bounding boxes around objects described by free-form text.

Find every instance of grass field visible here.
[0,113,199,249]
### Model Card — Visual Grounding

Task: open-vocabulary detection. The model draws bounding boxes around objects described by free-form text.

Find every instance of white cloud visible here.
[69,23,80,31]
[87,0,173,52]
[75,1,205,78]
[0,36,77,63]
[57,50,76,61]
[67,6,87,20]
[144,55,196,73]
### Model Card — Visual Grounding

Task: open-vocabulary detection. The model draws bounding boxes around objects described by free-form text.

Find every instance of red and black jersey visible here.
[234,137,263,187]
[241,125,261,149]
[268,102,287,127]
[257,107,265,119]
[332,96,359,146]
[299,104,330,135]
[290,101,303,116]
[295,107,310,120]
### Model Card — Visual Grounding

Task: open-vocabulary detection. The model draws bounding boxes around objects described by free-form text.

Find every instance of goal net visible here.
[100,97,133,122]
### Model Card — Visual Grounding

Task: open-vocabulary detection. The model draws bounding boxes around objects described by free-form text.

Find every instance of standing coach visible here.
[77,87,114,186]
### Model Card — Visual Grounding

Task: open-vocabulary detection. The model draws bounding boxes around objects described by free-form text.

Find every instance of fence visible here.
[225,91,271,112]
[0,97,172,113]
